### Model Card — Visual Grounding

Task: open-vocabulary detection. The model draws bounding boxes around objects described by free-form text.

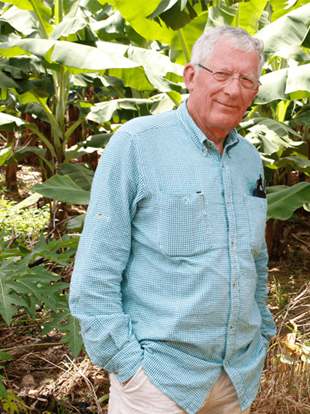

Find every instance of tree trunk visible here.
[5,131,19,193]
[21,113,39,166]
[37,119,54,181]
[67,100,98,171]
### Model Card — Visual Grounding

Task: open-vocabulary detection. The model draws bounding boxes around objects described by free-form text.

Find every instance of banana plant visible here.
[243,2,310,212]
[13,0,310,223]
[0,0,185,178]
[1,0,310,220]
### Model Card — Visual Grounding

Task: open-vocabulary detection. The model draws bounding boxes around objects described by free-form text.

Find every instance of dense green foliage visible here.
[0,230,80,353]
[0,1,310,406]
[0,199,50,238]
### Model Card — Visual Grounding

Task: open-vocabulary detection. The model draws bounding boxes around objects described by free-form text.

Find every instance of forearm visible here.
[254,241,277,342]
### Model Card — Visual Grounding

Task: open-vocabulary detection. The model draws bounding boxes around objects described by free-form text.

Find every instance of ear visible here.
[183,63,197,91]
[251,87,259,100]
[251,78,261,98]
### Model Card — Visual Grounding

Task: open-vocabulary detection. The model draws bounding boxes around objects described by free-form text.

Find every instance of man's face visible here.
[184,38,259,141]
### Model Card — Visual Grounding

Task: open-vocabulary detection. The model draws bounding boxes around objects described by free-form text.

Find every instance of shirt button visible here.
[231,324,234,329]
[231,241,234,246]
[222,163,224,168]
[233,283,237,289]
[202,149,207,153]
[227,201,230,207]
[114,370,118,374]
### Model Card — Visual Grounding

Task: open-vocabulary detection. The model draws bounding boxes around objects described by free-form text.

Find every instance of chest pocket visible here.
[158,192,212,257]
[245,195,267,255]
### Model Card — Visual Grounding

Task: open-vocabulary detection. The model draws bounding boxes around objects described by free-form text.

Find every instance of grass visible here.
[253,336,310,413]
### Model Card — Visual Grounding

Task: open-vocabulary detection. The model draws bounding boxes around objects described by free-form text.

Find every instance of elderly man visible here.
[69,26,276,414]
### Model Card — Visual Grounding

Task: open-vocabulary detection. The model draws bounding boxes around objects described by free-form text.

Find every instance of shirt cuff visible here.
[105,340,144,383]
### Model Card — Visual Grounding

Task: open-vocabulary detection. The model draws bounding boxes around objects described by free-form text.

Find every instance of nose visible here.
[223,77,241,97]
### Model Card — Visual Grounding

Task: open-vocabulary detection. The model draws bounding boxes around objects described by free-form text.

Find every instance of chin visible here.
[212,118,238,130]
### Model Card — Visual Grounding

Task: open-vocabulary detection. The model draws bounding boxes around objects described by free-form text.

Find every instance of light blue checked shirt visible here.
[69,100,276,413]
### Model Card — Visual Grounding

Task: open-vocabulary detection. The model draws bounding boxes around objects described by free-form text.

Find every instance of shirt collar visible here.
[176,98,240,153]
[224,129,239,150]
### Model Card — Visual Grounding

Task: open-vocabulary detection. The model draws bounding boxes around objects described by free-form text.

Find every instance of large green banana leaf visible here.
[103,0,209,64]
[58,163,94,191]
[205,0,238,30]
[87,98,151,123]
[104,0,209,37]
[269,0,310,22]
[0,39,184,92]
[92,10,125,37]
[289,112,310,129]
[32,175,90,205]
[1,6,40,37]
[100,0,173,43]
[243,117,309,174]
[86,95,181,124]
[4,0,52,15]
[246,124,299,155]
[266,182,310,220]
[148,0,211,31]
[3,1,53,36]
[49,17,89,39]
[255,3,310,53]
[0,39,138,71]
[0,72,19,88]
[230,0,268,35]
[0,112,27,131]
[255,65,310,104]
[270,156,310,172]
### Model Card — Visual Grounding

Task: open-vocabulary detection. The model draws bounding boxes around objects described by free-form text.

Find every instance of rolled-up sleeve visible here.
[254,240,277,345]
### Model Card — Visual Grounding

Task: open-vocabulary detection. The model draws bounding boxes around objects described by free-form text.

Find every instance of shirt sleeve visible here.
[69,130,145,383]
[254,240,277,346]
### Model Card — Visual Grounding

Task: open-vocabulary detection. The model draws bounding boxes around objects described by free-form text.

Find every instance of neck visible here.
[187,99,228,155]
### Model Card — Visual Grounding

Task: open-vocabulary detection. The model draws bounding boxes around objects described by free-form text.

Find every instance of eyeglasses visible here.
[198,64,261,91]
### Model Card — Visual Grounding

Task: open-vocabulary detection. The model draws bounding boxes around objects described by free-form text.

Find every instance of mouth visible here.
[217,101,237,109]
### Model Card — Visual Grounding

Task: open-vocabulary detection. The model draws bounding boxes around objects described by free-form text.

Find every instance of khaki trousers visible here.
[108,367,251,414]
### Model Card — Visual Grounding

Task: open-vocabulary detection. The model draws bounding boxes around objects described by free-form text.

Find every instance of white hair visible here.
[191,26,264,78]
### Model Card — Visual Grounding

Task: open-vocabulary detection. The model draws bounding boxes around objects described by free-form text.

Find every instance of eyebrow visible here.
[215,67,255,77]
[215,66,232,72]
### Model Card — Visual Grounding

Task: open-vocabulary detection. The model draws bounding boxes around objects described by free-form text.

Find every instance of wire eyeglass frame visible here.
[197,63,261,91]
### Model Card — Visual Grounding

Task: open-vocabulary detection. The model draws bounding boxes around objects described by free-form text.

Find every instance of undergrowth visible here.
[254,281,310,414]
[0,199,50,241]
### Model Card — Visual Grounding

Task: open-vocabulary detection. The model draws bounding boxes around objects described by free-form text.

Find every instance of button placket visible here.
[221,155,240,362]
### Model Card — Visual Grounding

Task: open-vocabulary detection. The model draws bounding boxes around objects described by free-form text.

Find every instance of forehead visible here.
[204,38,259,75]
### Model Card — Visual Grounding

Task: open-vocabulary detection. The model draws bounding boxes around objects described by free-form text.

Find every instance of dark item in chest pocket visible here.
[253,174,266,199]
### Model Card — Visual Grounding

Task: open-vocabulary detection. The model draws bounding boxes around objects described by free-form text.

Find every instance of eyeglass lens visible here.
[212,72,256,90]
